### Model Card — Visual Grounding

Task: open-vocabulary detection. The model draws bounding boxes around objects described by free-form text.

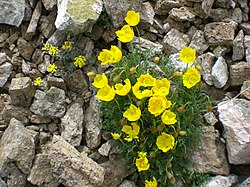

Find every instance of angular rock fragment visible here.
[200,175,238,187]
[155,0,182,15]
[0,62,13,88]
[232,30,244,61]
[189,30,209,54]
[211,57,229,88]
[17,37,34,60]
[169,7,195,22]
[42,0,57,11]
[240,80,250,100]
[230,62,250,86]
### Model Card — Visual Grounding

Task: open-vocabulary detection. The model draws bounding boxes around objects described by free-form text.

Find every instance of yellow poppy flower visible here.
[74,55,86,68]
[96,85,116,102]
[148,95,172,117]
[137,73,156,87]
[34,77,43,86]
[47,63,57,73]
[98,49,114,65]
[49,46,59,56]
[125,10,140,26]
[179,46,196,64]
[123,104,141,121]
[132,82,153,99]
[161,110,177,125]
[145,177,158,187]
[111,133,121,140]
[92,73,108,88]
[182,67,201,89]
[152,78,171,96]
[110,45,122,63]
[122,122,140,142]
[114,79,131,96]
[115,25,134,43]
[156,132,175,153]
[136,154,150,172]
[62,41,73,50]
[42,43,52,51]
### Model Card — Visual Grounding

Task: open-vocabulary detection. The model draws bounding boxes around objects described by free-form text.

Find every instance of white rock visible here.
[168,53,192,71]
[204,112,218,126]
[200,175,238,187]
[211,57,229,88]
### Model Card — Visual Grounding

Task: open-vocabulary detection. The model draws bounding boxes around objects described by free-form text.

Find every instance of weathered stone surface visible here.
[163,28,190,54]
[61,101,84,146]
[218,99,250,165]
[0,118,37,187]
[232,30,244,61]
[141,2,155,26]
[230,62,250,86]
[190,126,230,175]
[201,0,215,17]
[30,86,66,118]
[169,7,195,22]
[44,135,105,187]
[55,0,103,35]
[0,0,25,27]
[42,0,57,11]
[155,0,182,15]
[210,9,229,22]
[9,77,35,107]
[0,62,13,87]
[84,96,102,149]
[32,49,43,64]
[204,112,218,126]
[204,22,236,45]
[98,140,113,157]
[47,76,66,90]
[240,80,250,100]
[30,114,52,124]
[0,53,11,65]
[118,180,137,187]
[103,0,142,28]
[39,15,57,39]
[211,57,229,88]
[168,53,192,71]
[213,45,228,58]
[101,159,130,187]
[17,37,34,60]
[200,175,238,187]
[213,0,231,8]
[189,30,209,55]
[239,22,250,35]
[238,177,250,187]
[246,48,250,63]
[197,52,215,85]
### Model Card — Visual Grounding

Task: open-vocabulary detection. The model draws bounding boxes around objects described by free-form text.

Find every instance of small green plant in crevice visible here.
[92,10,212,187]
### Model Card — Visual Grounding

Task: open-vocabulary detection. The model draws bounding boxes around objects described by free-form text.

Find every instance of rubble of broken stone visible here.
[0,0,249,186]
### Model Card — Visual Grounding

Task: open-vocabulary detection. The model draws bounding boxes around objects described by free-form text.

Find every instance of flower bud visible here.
[177,105,185,113]
[113,67,119,73]
[173,71,183,78]
[207,104,213,112]
[166,162,172,168]
[113,75,120,83]
[195,65,202,71]
[150,152,156,158]
[170,177,176,184]
[173,131,178,138]
[120,118,126,126]
[153,57,160,64]
[179,131,186,136]
[87,72,96,77]
[130,67,137,74]
[198,81,202,88]
[167,172,173,179]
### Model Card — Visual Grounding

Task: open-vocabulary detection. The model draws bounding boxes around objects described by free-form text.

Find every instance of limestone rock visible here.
[246,48,250,63]
[98,140,113,157]
[190,126,230,175]
[232,30,244,61]
[118,180,137,187]
[211,57,229,88]
[84,96,102,149]
[30,87,66,118]
[103,0,142,28]
[0,53,11,65]
[42,0,57,11]
[61,102,84,146]
[213,45,228,58]
[238,177,250,187]
[163,28,190,55]
[0,62,13,88]
[230,62,250,86]
[168,53,192,71]
[240,80,250,100]
[154,0,182,15]
[238,0,249,14]
[201,0,215,17]
[44,135,105,186]
[0,0,25,27]
[55,0,103,35]
[17,37,34,61]
[189,30,209,55]
[47,76,66,90]
[204,112,218,126]
[240,22,250,35]
[218,99,250,165]
[140,2,155,27]
[169,7,195,22]
[39,15,57,39]
[30,114,52,124]
[204,22,236,45]
[200,175,238,187]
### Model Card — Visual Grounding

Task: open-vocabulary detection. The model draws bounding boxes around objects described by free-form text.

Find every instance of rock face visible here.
[0,0,25,27]
[44,135,105,187]
[218,99,250,165]
[55,0,103,34]
[0,62,13,87]
[190,126,230,175]
[0,118,37,187]
[211,57,229,88]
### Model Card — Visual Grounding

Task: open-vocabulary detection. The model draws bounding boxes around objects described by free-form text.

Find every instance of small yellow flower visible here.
[62,41,73,50]
[122,122,140,142]
[125,10,140,26]
[114,79,131,96]
[182,67,201,88]
[115,25,134,43]
[148,95,171,117]
[136,154,150,172]
[111,133,121,140]
[92,73,108,88]
[110,45,122,63]
[47,63,57,73]
[96,85,116,102]
[179,46,196,64]
[138,151,147,158]
[123,104,141,121]
[49,46,59,56]
[145,177,158,187]
[42,43,52,51]
[74,55,86,68]
[152,78,171,96]
[161,110,177,125]
[98,49,114,65]
[156,132,175,153]
[137,73,156,87]
[132,82,153,99]
[34,77,43,86]
[87,72,96,77]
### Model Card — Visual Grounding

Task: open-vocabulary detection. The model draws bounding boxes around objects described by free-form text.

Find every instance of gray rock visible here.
[9,77,35,107]
[238,0,249,14]
[240,80,250,100]
[32,49,43,64]
[210,8,229,22]
[246,48,250,63]
[47,30,67,46]
[239,22,250,35]
[47,76,66,90]
[0,0,25,27]
[102,27,117,43]
[169,7,195,22]
[17,37,34,60]
[0,62,13,87]
[201,0,215,17]
[30,114,52,124]
[211,57,229,88]
[204,112,218,126]
[42,0,57,11]
[155,0,182,15]
[44,135,105,186]
[189,30,209,55]
[84,96,102,149]
[218,99,250,164]
[213,0,231,8]
[200,175,238,187]
[213,45,228,58]
[190,126,230,175]
[55,0,103,35]
[141,2,155,27]
[238,177,250,187]
[118,180,137,187]
[163,28,190,55]
[229,8,243,24]
[39,15,57,39]
[98,140,113,157]
[0,53,11,65]
[61,101,84,146]
[230,62,250,86]
[168,53,192,71]
[204,22,236,45]
[30,86,66,118]
[0,179,6,187]
[232,30,244,61]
